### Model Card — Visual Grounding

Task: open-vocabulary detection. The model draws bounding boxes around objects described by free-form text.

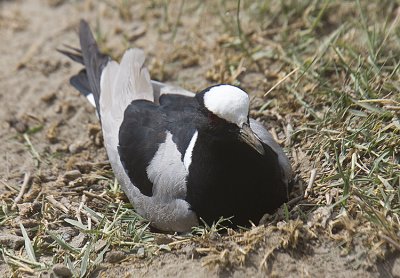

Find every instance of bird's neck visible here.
[194,130,243,156]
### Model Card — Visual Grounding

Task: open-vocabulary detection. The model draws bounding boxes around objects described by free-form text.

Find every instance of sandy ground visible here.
[1,0,399,277]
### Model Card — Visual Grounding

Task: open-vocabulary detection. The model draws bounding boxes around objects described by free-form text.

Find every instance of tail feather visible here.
[70,70,93,101]
[78,20,110,113]
[59,20,109,115]
[57,45,84,64]
[60,20,194,114]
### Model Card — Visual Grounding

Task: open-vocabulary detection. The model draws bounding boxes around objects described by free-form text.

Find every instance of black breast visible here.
[185,132,288,227]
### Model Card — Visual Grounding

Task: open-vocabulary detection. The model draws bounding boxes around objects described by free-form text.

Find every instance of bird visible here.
[59,20,293,233]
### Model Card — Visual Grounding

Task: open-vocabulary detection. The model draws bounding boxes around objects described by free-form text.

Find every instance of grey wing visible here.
[151,80,195,104]
[250,119,293,187]
[100,50,198,232]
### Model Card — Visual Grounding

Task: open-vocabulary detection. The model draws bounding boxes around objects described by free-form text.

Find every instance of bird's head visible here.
[196,85,265,155]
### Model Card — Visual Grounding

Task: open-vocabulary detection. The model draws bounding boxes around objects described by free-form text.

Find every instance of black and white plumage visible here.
[60,20,293,232]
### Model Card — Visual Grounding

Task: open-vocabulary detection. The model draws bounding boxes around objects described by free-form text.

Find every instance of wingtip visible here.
[57,46,83,64]
[79,19,89,29]
[78,19,97,50]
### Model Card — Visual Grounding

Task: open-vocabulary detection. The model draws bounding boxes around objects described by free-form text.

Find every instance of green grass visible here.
[190,0,400,252]
[1,0,399,276]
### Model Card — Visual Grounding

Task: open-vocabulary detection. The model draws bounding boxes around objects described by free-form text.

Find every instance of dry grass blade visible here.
[304,169,317,198]
[22,134,41,165]
[12,172,30,209]
[264,68,299,96]
[46,195,69,213]
[380,234,400,251]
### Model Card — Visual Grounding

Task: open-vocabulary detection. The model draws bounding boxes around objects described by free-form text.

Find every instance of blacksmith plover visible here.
[59,20,293,232]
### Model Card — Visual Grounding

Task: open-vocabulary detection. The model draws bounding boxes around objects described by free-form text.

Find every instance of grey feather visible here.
[249,119,293,187]
[151,80,195,104]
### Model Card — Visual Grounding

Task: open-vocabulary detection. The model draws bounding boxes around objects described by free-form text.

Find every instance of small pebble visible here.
[0,234,25,250]
[89,184,103,191]
[63,170,81,181]
[8,117,28,133]
[52,263,72,278]
[51,227,78,242]
[17,202,42,217]
[15,121,28,133]
[41,92,57,103]
[137,247,145,258]
[154,234,173,245]
[70,232,87,248]
[183,245,200,259]
[12,217,39,229]
[105,250,126,263]
[68,142,84,154]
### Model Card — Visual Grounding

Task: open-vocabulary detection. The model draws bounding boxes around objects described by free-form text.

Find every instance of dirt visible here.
[0,0,399,277]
